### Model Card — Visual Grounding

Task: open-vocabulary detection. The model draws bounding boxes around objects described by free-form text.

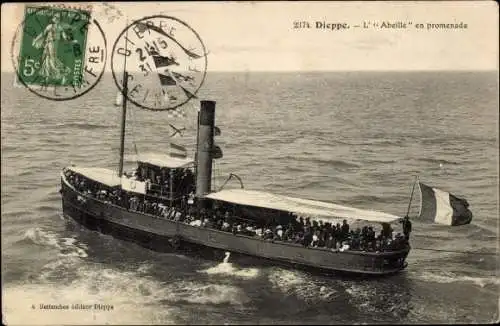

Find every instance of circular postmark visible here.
[11,5,107,101]
[111,15,208,111]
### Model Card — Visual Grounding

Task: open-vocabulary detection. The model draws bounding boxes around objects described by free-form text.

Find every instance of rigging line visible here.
[405,175,418,217]
[128,103,139,157]
[215,160,219,191]
[212,160,216,191]
[411,247,497,255]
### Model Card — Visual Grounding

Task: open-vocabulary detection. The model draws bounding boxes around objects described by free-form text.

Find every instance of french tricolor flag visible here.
[418,182,473,226]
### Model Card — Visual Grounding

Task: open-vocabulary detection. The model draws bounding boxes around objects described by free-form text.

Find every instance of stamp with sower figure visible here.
[11,5,107,101]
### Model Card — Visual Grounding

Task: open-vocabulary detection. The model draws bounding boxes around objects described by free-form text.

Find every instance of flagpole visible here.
[118,20,129,177]
[405,175,419,218]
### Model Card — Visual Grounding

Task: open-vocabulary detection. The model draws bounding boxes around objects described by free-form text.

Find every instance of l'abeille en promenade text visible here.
[38,304,114,311]
[293,20,468,30]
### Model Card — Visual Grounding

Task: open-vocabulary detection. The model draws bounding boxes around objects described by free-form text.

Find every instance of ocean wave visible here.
[284,166,308,173]
[68,265,250,307]
[54,122,112,130]
[421,136,496,145]
[416,270,500,288]
[417,158,459,165]
[268,268,338,302]
[1,145,18,152]
[344,282,411,320]
[334,139,406,147]
[17,170,35,177]
[37,205,59,213]
[347,194,392,205]
[38,256,82,283]
[164,282,250,305]
[276,155,361,169]
[20,227,88,258]
[291,179,328,190]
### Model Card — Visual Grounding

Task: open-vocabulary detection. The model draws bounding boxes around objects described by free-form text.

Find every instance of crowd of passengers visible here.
[127,166,195,198]
[65,169,411,252]
[188,210,411,252]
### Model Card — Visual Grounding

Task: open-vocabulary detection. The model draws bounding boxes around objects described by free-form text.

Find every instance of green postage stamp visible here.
[17,6,90,87]
[13,5,106,100]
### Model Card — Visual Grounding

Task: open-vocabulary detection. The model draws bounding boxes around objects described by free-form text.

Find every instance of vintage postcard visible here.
[1,1,498,325]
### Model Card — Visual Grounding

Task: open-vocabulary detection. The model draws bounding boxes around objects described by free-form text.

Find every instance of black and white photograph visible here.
[1,1,498,324]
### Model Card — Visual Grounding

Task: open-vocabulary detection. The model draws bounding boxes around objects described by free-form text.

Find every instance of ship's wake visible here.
[198,252,260,280]
[415,270,500,289]
[21,227,88,258]
[3,256,250,325]
[267,268,338,303]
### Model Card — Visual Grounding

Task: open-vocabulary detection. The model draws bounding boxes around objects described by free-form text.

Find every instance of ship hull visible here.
[61,178,409,276]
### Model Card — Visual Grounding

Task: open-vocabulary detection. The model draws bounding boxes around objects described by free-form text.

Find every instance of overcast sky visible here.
[2,1,498,72]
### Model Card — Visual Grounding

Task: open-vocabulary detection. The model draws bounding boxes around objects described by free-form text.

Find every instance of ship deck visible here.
[60,173,410,275]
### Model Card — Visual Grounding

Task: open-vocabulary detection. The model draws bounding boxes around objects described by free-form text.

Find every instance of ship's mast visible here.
[118,23,129,177]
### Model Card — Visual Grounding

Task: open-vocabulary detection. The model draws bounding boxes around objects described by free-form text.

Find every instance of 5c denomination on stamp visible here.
[11,5,107,101]
[111,15,208,111]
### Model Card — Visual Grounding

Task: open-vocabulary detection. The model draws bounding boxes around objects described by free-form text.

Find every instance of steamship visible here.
[60,85,410,275]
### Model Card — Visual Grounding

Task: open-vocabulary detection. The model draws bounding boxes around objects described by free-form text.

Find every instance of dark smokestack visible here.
[195,100,216,197]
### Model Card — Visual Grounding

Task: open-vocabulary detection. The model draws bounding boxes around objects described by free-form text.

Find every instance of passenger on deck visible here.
[361,226,368,240]
[326,235,334,249]
[245,224,256,236]
[351,228,361,249]
[216,219,223,230]
[311,231,319,247]
[190,219,202,227]
[339,241,350,252]
[295,231,304,244]
[221,220,231,232]
[400,216,412,241]
[335,223,342,241]
[312,220,318,232]
[319,230,326,247]
[303,226,312,247]
[173,211,182,221]
[381,223,393,240]
[283,223,293,241]
[330,224,336,241]
[276,225,283,240]
[224,211,233,225]
[367,226,376,247]
[79,179,86,192]
[341,220,350,241]
[394,233,404,248]
[162,180,169,196]
[144,200,151,214]
[263,228,273,240]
